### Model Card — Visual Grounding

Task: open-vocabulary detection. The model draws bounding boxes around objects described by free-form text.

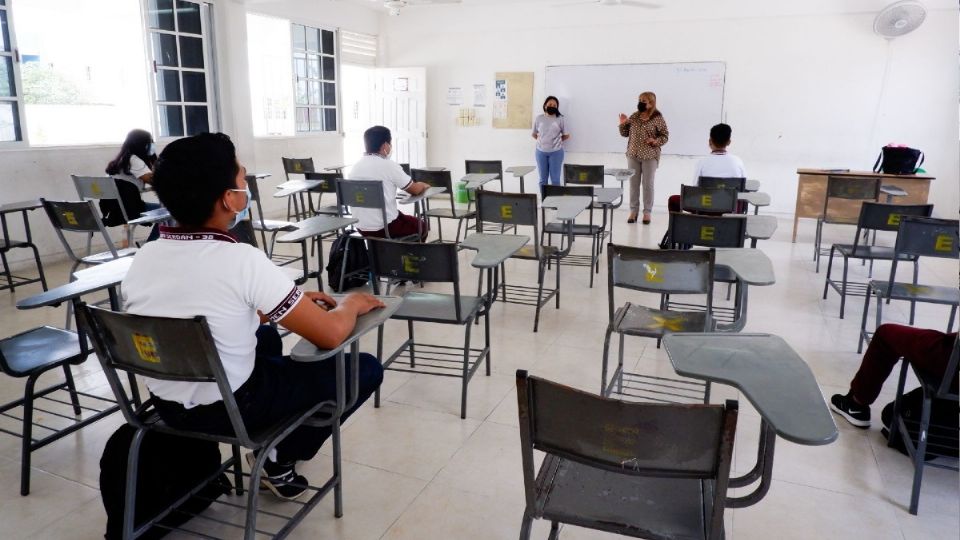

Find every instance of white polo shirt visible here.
[345,154,412,231]
[113,154,152,190]
[693,151,747,181]
[122,226,303,408]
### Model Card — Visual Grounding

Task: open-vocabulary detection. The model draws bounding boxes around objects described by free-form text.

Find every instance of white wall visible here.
[381,1,959,218]
[0,0,380,269]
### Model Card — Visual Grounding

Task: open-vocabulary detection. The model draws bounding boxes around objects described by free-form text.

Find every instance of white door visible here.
[371,67,427,168]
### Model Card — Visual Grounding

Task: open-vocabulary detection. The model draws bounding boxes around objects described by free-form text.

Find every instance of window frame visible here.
[291,22,340,136]
[0,0,27,147]
[141,0,221,142]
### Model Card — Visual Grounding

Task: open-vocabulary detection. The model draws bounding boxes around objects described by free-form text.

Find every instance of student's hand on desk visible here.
[304,290,337,311]
[341,292,385,315]
[618,113,629,125]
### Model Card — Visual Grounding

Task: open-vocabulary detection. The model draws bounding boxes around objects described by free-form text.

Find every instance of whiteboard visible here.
[545,62,725,156]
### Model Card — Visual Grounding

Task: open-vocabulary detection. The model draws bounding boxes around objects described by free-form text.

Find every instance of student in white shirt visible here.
[667,123,747,213]
[104,129,163,241]
[346,125,431,241]
[124,132,385,500]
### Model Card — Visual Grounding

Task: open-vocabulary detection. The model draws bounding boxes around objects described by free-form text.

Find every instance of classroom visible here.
[0,0,957,538]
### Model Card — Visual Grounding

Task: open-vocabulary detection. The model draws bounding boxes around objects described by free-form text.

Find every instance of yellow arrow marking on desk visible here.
[649,315,685,331]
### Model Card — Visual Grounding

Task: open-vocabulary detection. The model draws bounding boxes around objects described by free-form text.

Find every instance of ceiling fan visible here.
[558,0,662,8]
[375,0,462,17]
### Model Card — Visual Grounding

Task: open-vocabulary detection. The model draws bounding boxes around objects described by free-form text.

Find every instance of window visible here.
[144,0,218,138]
[0,0,22,142]
[247,13,294,137]
[12,0,152,145]
[292,23,337,133]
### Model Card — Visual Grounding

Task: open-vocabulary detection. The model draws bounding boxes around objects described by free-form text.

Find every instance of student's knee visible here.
[357,353,384,392]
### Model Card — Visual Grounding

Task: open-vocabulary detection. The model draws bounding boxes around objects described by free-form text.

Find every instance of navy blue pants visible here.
[154,325,383,464]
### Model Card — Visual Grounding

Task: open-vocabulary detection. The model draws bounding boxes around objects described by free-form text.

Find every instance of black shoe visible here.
[830,393,871,428]
[246,453,308,501]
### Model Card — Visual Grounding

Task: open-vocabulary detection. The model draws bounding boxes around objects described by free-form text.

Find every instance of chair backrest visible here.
[399,163,411,175]
[336,179,386,211]
[366,238,459,284]
[40,198,120,261]
[668,212,747,248]
[411,168,452,190]
[476,190,539,228]
[698,176,746,192]
[281,157,315,180]
[516,370,736,538]
[78,304,256,446]
[563,164,605,186]
[851,203,933,248]
[465,160,503,180]
[304,171,340,194]
[606,243,715,320]
[680,185,738,214]
[885,216,960,290]
[72,175,132,224]
[244,174,270,231]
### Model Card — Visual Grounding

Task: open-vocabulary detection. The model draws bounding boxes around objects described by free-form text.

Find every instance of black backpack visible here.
[881,387,959,460]
[326,235,370,292]
[873,146,924,175]
[100,424,231,540]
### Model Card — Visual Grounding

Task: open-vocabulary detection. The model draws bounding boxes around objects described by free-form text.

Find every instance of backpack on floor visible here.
[326,234,370,292]
[880,387,959,460]
[100,424,231,540]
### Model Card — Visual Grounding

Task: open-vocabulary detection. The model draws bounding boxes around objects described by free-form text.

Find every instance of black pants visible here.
[154,326,383,464]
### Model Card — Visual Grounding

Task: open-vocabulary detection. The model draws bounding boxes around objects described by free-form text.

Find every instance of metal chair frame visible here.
[602,245,716,404]
[246,174,300,263]
[859,216,960,352]
[814,176,882,272]
[822,202,931,319]
[412,168,476,243]
[368,239,490,419]
[517,370,738,540]
[72,175,141,248]
[80,304,359,540]
[541,184,607,288]
[281,157,317,221]
[0,203,48,293]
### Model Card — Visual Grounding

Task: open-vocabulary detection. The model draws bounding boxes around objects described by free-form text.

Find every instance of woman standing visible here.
[618,92,669,224]
[532,96,570,193]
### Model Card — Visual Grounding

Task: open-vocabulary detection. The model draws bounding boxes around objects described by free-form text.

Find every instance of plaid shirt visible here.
[619,111,669,160]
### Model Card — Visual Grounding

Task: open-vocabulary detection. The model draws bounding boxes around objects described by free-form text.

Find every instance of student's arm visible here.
[403,180,430,195]
[653,116,669,147]
[532,118,539,140]
[278,291,385,350]
[139,172,154,185]
[560,117,570,141]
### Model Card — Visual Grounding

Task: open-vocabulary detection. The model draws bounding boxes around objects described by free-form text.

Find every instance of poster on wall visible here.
[447,87,463,105]
[492,72,534,129]
[473,84,487,107]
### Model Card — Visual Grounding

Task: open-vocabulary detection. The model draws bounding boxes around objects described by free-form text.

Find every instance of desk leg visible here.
[792,214,799,243]
[726,420,776,508]
[715,281,749,333]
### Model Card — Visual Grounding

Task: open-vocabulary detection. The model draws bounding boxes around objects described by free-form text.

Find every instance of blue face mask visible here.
[226,187,252,229]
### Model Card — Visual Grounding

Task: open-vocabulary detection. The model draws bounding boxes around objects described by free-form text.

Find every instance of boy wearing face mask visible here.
[618,91,669,224]
[532,96,571,193]
[346,125,431,241]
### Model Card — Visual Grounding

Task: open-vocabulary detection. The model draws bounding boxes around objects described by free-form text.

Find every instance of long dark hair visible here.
[543,96,562,117]
[106,129,156,176]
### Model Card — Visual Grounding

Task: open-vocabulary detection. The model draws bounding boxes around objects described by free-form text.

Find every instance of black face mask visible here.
[545,106,559,115]
[637,102,647,112]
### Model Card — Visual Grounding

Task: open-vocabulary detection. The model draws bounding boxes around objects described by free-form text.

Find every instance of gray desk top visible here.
[593,187,623,205]
[745,179,760,192]
[459,233,530,268]
[604,168,635,181]
[19,257,134,309]
[274,180,322,198]
[462,173,500,190]
[738,191,771,207]
[713,248,776,285]
[506,165,536,177]
[542,195,592,221]
[290,296,403,362]
[663,333,838,446]
[253,173,272,180]
[418,166,447,172]
[880,185,908,197]
[399,186,446,205]
[746,215,778,240]
[0,200,41,214]
[128,207,172,226]
[323,165,347,172]
[277,215,358,243]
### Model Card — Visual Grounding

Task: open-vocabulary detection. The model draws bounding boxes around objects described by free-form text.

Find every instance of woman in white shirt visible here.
[104,129,161,235]
[532,96,570,194]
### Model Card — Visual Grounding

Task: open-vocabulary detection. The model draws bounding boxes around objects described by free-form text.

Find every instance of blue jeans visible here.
[535,148,564,189]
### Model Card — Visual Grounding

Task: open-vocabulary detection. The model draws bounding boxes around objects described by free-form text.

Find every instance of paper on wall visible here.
[447,87,463,106]
[473,84,486,107]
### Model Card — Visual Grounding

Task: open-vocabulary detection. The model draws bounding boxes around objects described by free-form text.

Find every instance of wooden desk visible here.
[793,169,934,242]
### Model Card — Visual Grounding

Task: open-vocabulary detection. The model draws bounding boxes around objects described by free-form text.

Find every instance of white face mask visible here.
[225,187,252,229]
[148,142,157,156]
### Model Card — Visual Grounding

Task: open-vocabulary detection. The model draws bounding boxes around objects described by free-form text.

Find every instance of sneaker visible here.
[830,393,871,428]
[245,453,308,501]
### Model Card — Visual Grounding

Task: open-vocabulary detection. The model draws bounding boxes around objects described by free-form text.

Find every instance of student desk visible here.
[275,179,322,222]
[461,173,500,192]
[505,166,537,194]
[604,168,635,183]
[276,216,359,289]
[0,200,47,292]
[745,215,778,248]
[793,169,934,242]
[663,333,838,507]
[290,296,403,363]
[459,233,530,309]
[127,207,172,227]
[745,179,761,192]
[711,248,775,332]
[737,191,770,215]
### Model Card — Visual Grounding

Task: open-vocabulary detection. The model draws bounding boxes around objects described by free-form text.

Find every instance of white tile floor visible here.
[1,211,957,539]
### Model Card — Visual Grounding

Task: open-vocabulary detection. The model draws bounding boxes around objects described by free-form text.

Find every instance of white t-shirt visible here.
[113,154,152,190]
[693,152,746,182]
[345,154,412,231]
[122,227,303,408]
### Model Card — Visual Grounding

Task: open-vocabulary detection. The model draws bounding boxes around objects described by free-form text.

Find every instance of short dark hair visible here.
[710,123,732,148]
[153,132,240,228]
[363,125,392,154]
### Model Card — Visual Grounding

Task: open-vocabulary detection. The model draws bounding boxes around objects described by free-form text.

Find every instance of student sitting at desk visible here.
[667,123,746,213]
[346,125,431,241]
[104,129,163,237]
[122,132,385,500]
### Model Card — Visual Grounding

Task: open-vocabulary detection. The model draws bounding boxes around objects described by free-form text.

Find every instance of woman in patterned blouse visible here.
[618,92,669,224]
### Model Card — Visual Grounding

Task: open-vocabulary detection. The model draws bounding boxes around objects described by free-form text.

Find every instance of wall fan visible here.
[873,1,926,39]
